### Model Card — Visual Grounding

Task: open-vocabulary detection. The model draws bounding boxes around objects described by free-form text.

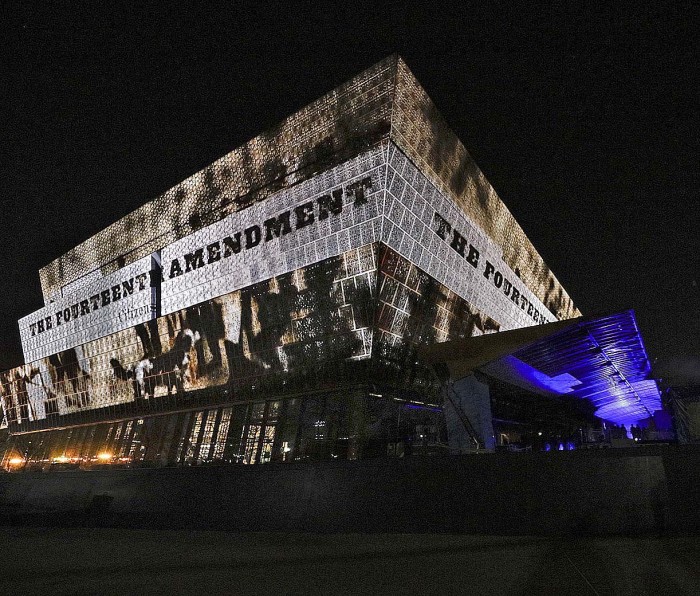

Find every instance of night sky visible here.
[2,2,698,372]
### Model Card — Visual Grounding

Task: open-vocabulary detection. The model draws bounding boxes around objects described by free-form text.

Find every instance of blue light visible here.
[482,355,582,396]
[480,311,663,427]
[404,403,442,413]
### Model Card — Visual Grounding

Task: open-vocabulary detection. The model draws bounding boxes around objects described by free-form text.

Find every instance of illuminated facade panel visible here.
[159,145,385,315]
[19,254,159,363]
[3,244,378,428]
[157,141,556,327]
[2,234,542,433]
[383,144,555,329]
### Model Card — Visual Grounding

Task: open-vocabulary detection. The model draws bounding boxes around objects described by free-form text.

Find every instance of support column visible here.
[443,373,496,452]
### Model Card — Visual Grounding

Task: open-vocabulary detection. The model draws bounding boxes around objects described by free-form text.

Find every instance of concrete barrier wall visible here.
[1,449,698,535]
[660,450,700,534]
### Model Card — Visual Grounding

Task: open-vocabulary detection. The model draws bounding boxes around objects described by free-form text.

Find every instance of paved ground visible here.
[1,528,699,595]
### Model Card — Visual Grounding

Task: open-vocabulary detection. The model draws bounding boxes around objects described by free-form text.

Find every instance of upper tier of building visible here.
[39,55,579,321]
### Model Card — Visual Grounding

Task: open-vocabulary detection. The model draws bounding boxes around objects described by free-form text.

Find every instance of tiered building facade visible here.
[0,56,579,467]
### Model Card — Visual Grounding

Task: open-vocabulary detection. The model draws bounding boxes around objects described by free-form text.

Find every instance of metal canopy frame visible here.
[421,310,661,426]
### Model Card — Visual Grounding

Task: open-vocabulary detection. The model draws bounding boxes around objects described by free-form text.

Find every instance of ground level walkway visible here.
[1,529,699,595]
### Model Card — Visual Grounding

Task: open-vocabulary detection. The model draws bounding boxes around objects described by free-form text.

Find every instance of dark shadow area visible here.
[1,446,698,537]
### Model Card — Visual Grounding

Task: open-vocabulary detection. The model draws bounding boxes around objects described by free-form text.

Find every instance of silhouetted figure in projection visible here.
[249,273,299,371]
[223,258,361,392]
[222,275,297,390]
[186,301,225,376]
[110,329,200,400]
[12,371,30,422]
[283,257,361,379]
[48,348,91,408]
[134,319,162,359]
[224,288,255,385]
[0,371,17,424]
[23,362,57,418]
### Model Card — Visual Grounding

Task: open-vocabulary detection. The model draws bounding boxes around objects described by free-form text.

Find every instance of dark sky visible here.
[2,1,698,371]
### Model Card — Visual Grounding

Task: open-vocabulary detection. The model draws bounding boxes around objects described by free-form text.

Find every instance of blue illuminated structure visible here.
[422,310,662,427]
[479,311,661,426]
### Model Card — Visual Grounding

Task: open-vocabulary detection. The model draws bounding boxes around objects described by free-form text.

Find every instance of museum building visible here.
[0,56,661,469]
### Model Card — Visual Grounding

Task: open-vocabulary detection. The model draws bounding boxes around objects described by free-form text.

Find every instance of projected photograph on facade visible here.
[7,54,648,472]
[1,237,510,431]
[2,245,376,426]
